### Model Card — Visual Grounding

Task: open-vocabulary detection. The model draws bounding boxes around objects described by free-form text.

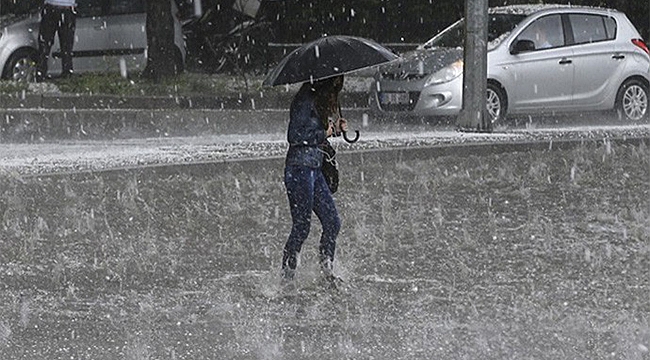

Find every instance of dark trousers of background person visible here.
[282,165,341,274]
[37,4,76,81]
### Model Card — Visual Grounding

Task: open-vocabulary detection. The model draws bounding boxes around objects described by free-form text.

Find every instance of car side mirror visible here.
[511,39,536,55]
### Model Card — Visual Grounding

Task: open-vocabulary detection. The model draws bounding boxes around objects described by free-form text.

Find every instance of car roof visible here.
[489,4,619,17]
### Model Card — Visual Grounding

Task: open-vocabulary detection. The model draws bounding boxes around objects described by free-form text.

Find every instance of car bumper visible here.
[369,76,463,117]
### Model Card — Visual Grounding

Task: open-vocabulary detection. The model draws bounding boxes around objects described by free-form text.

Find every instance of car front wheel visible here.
[486,83,507,126]
[616,79,648,122]
[2,49,38,82]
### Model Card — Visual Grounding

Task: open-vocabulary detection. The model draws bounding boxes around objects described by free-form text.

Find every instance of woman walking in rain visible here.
[282,75,347,286]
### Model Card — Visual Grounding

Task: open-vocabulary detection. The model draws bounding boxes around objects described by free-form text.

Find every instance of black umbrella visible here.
[263,35,399,143]
[263,35,399,86]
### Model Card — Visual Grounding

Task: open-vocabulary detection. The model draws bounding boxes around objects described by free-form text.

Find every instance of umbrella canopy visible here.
[263,35,399,86]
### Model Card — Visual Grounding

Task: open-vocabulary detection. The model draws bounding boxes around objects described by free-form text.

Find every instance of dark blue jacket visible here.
[285,84,327,168]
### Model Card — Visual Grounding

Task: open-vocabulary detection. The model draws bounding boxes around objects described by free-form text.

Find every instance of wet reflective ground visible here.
[0,139,648,359]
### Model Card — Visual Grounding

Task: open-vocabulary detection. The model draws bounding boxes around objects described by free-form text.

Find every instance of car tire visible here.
[2,48,38,82]
[615,78,648,122]
[486,82,508,126]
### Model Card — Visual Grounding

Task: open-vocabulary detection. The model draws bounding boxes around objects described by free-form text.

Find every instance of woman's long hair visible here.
[313,76,344,129]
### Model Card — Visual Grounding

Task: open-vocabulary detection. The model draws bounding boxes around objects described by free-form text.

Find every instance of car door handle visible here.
[612,54,625,60]
[559,58,572,65]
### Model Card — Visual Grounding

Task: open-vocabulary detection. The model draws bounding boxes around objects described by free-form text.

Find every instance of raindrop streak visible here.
[315,45,320,58]
[194,0,202,17]
[119,58,127,78]
[570,164,577,182]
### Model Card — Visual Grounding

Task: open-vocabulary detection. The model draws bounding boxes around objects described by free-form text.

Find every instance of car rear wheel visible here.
[2,49,38,82]
[616,79,648,122]
[486,82,507,126]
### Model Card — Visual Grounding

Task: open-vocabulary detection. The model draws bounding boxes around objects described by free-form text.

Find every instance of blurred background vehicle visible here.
[0,0,186,81]
[179,0,275,76]
[369,5,650,124]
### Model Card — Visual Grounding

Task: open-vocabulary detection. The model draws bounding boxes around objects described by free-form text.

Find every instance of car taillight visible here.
[631,39,649,55]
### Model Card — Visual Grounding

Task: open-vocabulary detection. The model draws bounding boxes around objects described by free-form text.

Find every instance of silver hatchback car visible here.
[369,5,650,124]
[0,0,185,82]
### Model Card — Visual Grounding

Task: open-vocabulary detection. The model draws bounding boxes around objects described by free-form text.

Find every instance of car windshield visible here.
[421,13,527,50]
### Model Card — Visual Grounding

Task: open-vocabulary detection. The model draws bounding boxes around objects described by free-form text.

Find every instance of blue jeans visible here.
[282,165,341,271]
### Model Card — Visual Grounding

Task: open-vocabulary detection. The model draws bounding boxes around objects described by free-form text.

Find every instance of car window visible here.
[488,14,527,42]
[517,15,564,50]
[603,16,617,39]
[569,14,616,44]
[109,0,145,15]
[76,0,109,17]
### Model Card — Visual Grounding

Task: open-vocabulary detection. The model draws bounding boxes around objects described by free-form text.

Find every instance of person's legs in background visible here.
[36,5,59,81]
[58,7,76,77]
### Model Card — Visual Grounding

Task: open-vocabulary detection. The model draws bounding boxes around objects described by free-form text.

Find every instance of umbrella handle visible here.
[343,130,359,143]
[335,103,360,143]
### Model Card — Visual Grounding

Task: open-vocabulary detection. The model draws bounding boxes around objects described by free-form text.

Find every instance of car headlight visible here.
[424,59,463,87]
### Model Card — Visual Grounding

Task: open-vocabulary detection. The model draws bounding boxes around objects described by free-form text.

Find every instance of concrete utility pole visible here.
[457,0,491,132]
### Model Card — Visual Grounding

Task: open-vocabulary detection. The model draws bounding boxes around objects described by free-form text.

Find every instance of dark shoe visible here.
[321,273,344,291]
[59,71,73,79]
[280,268,296,293]
[281,267,295,281]
[319,258,343,290]
[320,257,335,277]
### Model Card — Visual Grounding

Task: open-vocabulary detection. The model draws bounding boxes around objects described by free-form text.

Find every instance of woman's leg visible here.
[313,170,341,270]
[282,166,315,278]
